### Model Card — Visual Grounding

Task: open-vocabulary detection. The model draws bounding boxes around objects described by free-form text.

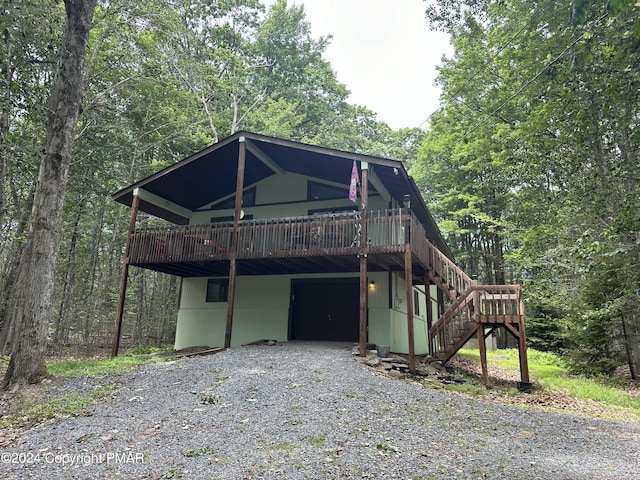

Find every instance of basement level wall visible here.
[174,272,431,355]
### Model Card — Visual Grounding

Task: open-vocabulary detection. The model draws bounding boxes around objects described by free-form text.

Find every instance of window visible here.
[307,181,347,201]
[206,279,229,302]
[211,187,256,210]
[210,214,253,223]
[307,180,379,201]
[209,215,234,223]
[414,290,420,315]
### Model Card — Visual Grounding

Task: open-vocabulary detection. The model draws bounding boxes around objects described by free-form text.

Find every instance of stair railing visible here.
[429,285,525,362]
[429,287,477,359]
[408,213,476,298]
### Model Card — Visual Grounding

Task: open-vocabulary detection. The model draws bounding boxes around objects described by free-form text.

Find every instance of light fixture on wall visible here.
[369,280,375,290]
[394,295,403,309]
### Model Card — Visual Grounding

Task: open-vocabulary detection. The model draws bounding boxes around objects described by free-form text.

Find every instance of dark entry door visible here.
[290,279,360,341]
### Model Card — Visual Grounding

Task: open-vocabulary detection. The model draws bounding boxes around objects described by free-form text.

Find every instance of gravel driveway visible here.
[2,342,639,479]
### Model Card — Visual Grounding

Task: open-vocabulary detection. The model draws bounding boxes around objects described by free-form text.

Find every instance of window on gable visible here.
[307,180,378,201]
[211,187,256,210]
[206,279,229,302]
[307,181,346,201]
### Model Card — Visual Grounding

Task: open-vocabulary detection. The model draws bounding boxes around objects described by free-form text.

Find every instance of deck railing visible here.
[128,209,413,265]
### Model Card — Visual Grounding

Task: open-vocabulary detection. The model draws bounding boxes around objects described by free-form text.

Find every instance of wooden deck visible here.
[125,208,528,382]
[128,209,413,276]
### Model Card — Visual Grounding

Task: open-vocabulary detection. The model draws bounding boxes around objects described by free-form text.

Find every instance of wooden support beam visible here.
[502,321,531,385]
[517,320,530,384]
[358,162,369,357]
[425,277,434,357]
[437,288,445,317]
[405,247,415,374]
[477,324,488,384]
[368,166,392,202]
[134,188,192,219]
[359,256,368,357]
[503,321,521,339]
[112,193,140,357]
[224,137,246,349]
[224,258,238,349]
[245,139,285,176]
[517,293,530,384]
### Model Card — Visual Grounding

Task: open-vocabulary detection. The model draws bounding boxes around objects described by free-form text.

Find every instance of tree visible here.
[415,0,640,371]
[3,0,97,387]
[0,0,63,353]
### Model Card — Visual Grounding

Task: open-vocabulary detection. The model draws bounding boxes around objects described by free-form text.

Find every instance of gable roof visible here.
[112,131,453,259]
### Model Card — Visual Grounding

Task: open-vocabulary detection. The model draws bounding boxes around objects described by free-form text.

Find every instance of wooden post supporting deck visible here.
[111,193,140,357]
[359,256,367,356]
[517,291,530,384]
[405,247,415,374]
[477,325,488,384]
[358,163,369,357]
[517,319,530,384]
[224,137,246,349]
[425,277,434,357]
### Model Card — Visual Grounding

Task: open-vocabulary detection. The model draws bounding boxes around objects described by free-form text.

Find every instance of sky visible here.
[264,0,453,130]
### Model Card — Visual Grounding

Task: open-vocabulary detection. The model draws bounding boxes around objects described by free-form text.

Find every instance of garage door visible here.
[290,279,360,342]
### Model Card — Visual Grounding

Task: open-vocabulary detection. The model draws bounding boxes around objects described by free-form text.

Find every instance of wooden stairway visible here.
[419,239,530,384]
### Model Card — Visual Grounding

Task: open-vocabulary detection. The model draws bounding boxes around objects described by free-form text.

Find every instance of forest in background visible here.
[0,0,638,378]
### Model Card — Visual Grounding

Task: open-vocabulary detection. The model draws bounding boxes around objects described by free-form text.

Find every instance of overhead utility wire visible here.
[416,0,556,129]
[442,11,609,154]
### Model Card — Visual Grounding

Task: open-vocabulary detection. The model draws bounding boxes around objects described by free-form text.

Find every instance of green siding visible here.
[189,172,389,225]
[388,272,430,355]
[175,276,290,349]
[367,271,391,349]
[174,271,429,355]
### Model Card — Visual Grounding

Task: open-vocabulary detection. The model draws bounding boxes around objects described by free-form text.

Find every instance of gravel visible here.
[2,341,639,479]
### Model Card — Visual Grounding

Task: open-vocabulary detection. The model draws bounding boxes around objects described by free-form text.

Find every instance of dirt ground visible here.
[446,355,640,422]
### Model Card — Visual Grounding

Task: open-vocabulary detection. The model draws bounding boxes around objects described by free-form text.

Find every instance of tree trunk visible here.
[53,204,83,344]
[3,0,97,387]
[0,187,34,355]
[621,315,639,380]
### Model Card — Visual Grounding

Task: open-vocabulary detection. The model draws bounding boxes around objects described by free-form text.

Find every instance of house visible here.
[111,132,530,384]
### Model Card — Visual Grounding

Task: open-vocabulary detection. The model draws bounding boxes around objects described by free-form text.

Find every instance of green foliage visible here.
[182,447,216,457]
[458,348,566,379]
[308,436,325,448]
[23,395,94,421]
[416,0,640,376]
[124,344,174,356]
[0,382,120,433]
[0,394,93,432]
[428,376,491,396]
[48,352,169,378]
[200,393,220,405]
[376,443,399,455]
[568,311,626,376]
[521,315,567,354]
